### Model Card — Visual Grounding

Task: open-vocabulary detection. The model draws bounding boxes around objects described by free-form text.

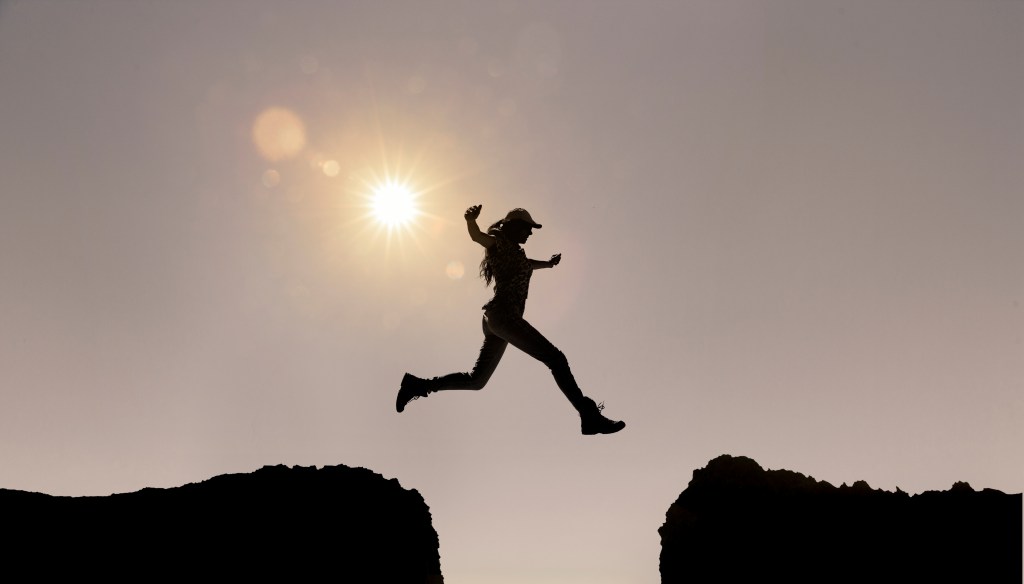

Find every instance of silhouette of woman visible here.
[396,204,625,435]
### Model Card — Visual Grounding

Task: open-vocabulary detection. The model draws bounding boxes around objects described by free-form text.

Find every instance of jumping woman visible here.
[396,204,626,435]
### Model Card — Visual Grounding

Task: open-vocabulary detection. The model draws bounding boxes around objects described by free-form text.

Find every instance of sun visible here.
[371,180,419,228]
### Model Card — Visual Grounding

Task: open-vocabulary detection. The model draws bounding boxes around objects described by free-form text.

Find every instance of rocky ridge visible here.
[1,464,443,582]
[660,454,1021,583]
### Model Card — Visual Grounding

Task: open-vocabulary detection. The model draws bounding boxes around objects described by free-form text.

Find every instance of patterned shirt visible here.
[482,235,533,316]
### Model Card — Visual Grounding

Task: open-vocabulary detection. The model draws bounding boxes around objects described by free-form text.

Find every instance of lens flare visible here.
[322,160,340,177]
[262,169,281,188]
[446,261,465,280]
[252,107,306,161]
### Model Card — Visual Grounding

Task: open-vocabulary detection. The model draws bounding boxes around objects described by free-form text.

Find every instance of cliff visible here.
[1,464,443,583]
[660,454,1021,583]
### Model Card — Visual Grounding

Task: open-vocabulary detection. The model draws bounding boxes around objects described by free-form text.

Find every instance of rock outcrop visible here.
[2,464,443,583]
[660,454,1021,583]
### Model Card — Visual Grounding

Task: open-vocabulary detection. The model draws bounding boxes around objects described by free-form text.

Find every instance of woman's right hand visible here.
[465,204,495,248]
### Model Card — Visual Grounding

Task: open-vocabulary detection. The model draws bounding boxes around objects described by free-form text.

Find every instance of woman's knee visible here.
[465,371,492,390]
[543,349,570,371]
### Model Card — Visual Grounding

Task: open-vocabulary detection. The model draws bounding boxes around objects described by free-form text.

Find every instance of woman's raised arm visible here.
[465,204,495,248]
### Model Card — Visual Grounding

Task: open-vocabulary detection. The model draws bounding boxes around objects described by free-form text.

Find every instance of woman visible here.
[396,204,625,435]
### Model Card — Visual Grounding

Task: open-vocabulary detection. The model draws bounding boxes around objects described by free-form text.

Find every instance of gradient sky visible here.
[1,1,1021,582]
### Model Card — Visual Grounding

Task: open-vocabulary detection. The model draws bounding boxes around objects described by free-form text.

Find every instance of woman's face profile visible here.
[503,221,533,244]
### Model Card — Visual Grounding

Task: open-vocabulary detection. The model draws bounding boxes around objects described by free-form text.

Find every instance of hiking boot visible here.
[579,398,626,435]
[396,373,433,413]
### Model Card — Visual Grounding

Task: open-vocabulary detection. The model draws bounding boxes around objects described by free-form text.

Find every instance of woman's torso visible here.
[482,236,532,316]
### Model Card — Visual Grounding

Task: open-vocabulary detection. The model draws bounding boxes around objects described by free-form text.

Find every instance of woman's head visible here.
[491,208,541,244]
[479,208,542,286]
[501,208,542,229]
[499,219,534,244]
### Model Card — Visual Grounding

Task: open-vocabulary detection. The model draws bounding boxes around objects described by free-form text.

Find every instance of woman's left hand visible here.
[549,253,561,267]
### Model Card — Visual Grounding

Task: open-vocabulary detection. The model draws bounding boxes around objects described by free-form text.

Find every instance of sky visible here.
[1,1,1021,581]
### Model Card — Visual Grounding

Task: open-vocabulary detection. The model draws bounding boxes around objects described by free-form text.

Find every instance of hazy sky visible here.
[2,1,1021,582]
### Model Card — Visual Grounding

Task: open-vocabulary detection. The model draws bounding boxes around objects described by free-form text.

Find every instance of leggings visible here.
[431,310,588,410]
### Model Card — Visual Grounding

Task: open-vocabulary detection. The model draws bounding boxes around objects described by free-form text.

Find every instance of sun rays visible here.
[370,179,419,229]
[342,164,439,261]
[340,121,464,261]
[249,97,472,266]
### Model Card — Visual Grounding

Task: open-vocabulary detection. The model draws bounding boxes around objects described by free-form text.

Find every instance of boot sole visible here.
[582,421,626,435]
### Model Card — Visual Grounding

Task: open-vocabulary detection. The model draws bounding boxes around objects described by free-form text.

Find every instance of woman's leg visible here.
[484,311,625,433]
[397,317,508,412]
[430,316,509,391]
[399,312,624,432]
[483,311,587,408]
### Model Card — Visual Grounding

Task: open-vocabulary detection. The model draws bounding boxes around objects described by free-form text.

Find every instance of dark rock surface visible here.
[2,464,443,583]
[660,454,1021,583]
